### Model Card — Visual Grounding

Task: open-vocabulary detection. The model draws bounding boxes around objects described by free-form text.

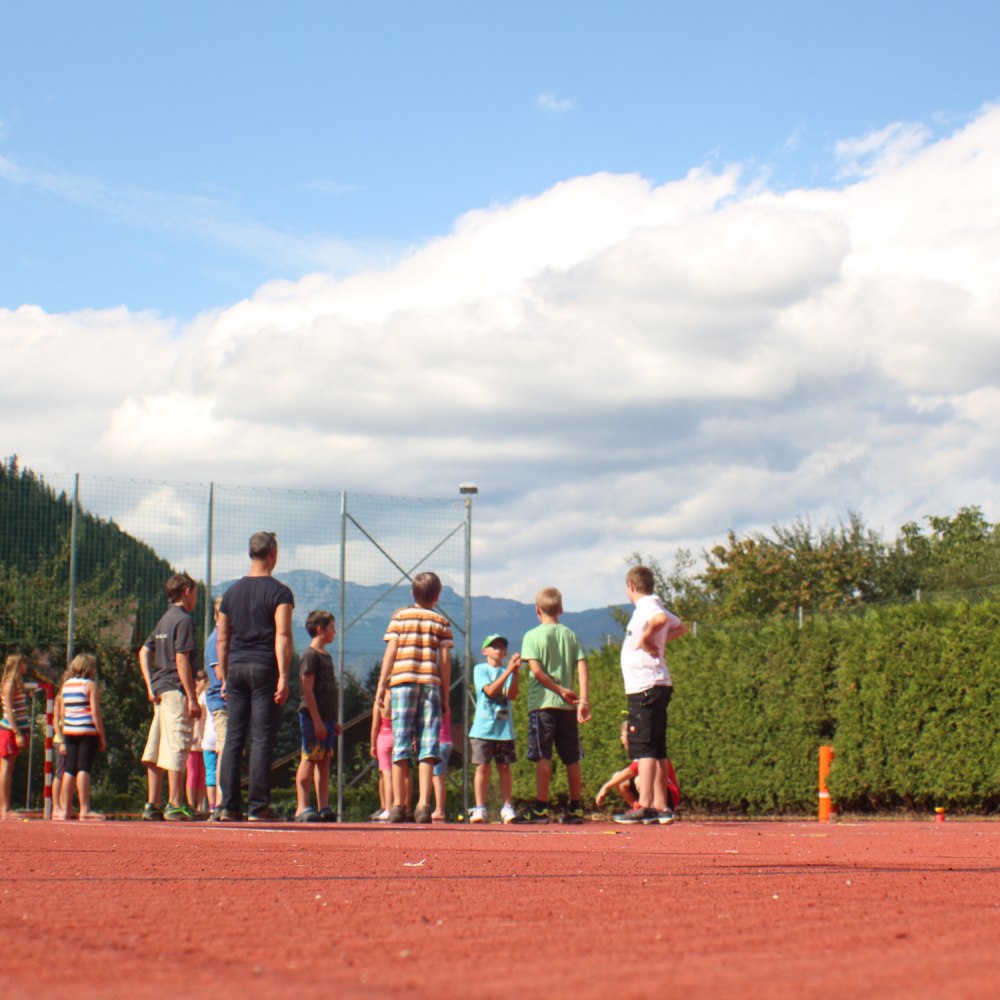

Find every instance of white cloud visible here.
[537,92,576,112]
[5,105,1000,607]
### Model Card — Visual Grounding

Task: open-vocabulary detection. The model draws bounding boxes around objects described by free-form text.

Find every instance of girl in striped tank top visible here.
[1,654,30,820]
[59,654,107,821]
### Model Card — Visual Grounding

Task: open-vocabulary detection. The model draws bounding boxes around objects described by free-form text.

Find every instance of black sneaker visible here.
[142,802,164,822]
[247,807,281,823]
[515,807,549,824]
[613,806,657,825]
[561,806,585,825]
[209,807,244,822]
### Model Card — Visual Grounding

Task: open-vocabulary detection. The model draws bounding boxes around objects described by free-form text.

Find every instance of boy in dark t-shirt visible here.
[294,610,341,822]
[139,573,199,821]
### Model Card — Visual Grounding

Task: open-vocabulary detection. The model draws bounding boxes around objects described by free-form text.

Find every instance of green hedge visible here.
[831,601,1000,811]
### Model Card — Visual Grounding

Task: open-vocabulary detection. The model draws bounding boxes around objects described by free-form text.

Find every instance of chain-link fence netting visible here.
[1,459,471,816]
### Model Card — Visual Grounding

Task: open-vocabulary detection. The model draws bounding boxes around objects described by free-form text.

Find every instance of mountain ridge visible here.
[216,569,626,673]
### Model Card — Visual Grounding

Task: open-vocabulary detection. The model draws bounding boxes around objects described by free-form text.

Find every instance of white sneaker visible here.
[469,806,487,824]
[375,809,390,822]
[500,803,516,825]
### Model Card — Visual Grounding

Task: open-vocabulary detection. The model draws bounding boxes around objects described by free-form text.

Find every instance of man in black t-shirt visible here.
[139,573,199,821]
[213,531,294,822]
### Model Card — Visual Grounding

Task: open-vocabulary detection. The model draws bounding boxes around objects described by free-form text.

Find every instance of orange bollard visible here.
[818,746,837,822]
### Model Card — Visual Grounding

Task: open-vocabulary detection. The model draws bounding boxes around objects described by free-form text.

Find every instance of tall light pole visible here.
[459,483,477,817]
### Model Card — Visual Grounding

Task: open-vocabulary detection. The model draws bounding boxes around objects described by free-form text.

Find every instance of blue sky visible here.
[4,1,999,318]
[3,2,1000,608]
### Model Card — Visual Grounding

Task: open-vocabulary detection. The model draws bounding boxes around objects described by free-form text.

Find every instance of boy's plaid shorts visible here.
[390,682,442,763]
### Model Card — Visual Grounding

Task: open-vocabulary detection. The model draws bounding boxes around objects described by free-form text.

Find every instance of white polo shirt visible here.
[620,593,680,694]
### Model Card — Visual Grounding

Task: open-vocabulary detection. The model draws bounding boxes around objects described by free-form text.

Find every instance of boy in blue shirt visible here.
[468,635,520,824]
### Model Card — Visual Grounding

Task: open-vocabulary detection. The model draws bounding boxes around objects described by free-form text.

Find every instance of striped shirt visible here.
[384,606,454,686]
[1,685,28,732]
[61,677,98,736]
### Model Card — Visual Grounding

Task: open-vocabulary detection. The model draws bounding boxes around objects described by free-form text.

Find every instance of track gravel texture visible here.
[3,819,1000,999]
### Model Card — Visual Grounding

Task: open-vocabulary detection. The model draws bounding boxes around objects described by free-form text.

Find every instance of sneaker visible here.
[500,803,516,825]
[374,809,390,822]
[561,806,585,825]
[209,807,244,822]
[469,806,487,824]
[613,806,657,825]
[248,807,280,823]
[387,805,407,823]
[414,804,433,824]
[319,807,337,823]
[515,807,549,824]
[656,808,677,825]
[294,808,321,823]
[164,803,194,822]
[142,803,164,822]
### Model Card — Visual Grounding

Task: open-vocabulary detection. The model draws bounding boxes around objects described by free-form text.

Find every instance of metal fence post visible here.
[204,482,214,639]
[337,491,347,821]
[66,473,80,661]
[462,492,473,817]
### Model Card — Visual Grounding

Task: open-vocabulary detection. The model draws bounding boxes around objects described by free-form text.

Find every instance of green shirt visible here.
[521,622,584,712]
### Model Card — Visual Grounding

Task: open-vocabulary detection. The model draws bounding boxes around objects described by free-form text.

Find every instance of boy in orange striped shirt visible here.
[375,572,453,823]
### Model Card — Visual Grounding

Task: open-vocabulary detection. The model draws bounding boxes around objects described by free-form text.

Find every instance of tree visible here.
[699,513,884,620]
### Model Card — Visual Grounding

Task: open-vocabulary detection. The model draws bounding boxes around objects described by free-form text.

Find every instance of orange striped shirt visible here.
[384,606,454,686]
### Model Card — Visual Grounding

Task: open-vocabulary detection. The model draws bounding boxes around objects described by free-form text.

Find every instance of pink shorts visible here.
[376,728,393,772]
[186,749,206,789]
[0,729,20,758]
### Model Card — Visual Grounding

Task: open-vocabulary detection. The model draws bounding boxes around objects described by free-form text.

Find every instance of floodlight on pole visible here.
[459,482,477,815]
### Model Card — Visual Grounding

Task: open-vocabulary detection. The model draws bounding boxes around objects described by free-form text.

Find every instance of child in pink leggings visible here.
[370,690,394,820]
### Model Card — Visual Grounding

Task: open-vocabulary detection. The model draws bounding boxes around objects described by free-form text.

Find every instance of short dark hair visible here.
[412,572,442,605]
[306,609,335,637]
[626,565,655,595]
[166,573,196,603]
[249,531,278,560]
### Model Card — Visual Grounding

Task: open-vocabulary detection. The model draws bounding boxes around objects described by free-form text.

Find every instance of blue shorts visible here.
[300,712,337,762]
[390,683,441,764]
[433,743,452,777]
[204,749,218,787]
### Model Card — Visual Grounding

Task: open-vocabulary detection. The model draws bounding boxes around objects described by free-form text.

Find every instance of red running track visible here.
[3,818,1000,999]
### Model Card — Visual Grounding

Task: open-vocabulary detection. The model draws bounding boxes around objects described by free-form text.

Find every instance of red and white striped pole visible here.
[42,683,54,820]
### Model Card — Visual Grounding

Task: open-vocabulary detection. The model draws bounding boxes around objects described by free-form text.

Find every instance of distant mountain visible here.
[215,569,626,675]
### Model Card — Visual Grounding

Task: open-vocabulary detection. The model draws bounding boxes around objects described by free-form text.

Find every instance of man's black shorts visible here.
[626,684,672,759]
[527,709,582,765]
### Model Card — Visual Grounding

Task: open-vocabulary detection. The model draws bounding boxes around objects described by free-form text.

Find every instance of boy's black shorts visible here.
[527,709,582,765]
[626,684,672,759]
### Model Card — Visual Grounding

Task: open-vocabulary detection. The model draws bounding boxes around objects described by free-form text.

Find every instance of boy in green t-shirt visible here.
[518,586,590,824]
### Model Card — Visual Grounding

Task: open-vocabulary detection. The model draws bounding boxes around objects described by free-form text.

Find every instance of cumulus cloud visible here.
[5,105,1000,607]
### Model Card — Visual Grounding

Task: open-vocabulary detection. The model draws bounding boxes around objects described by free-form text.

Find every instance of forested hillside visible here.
[0,455,179,656]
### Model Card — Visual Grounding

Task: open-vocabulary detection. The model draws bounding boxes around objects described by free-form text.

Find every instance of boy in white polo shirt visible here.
[614,565,686,825]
